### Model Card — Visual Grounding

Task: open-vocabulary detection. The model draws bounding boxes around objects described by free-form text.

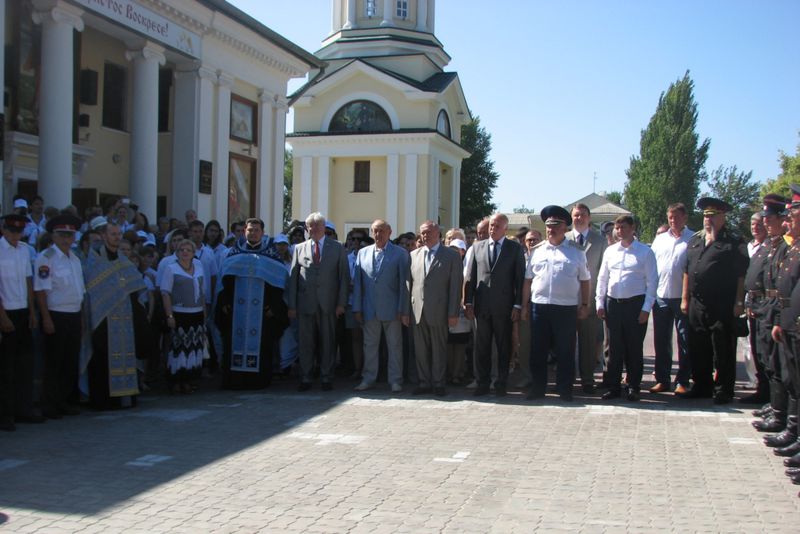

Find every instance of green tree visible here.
[707,165,760,237]
[760,135,800,198]
[283,148,293,229]
[604,190,623,206]
[624,72,710,241]
[459,117,498,227]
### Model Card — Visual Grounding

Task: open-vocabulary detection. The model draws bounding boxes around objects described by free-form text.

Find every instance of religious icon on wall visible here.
[228,154,256,229]
[230,95,257,144]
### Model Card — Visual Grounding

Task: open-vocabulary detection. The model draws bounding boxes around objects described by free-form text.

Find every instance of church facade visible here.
[288,0,471,235]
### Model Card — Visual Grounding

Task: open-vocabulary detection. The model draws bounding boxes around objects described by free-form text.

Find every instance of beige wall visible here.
[329,156,387,231]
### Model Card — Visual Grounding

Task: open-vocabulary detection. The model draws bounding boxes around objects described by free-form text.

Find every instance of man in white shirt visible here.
[34,214,85,419]
[649,203,694,394]
[0,214,40,431]
[596,215,658,401]
[521,206,591,402]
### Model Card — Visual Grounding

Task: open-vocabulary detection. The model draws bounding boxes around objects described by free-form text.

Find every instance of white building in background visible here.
[2,0,321,234]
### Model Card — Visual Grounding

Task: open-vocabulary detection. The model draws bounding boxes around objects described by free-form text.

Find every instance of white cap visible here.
[13,199,28,209]
[90,216,108,231]
[449,238,467,251]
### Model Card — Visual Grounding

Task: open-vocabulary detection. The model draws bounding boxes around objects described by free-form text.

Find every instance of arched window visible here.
[436,109,451,138]
[329,100,392,132]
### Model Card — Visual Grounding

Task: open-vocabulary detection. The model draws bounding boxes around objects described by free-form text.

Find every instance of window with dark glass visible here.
[102,62,127,131]
[330,100,392,132]
[158,68,172,132]
[354,161,370,192]
[396,0,408,18]
[436,109,451,138]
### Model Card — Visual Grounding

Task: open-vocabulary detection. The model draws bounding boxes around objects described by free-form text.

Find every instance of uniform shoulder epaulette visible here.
[692,229,704,239]
[42,247,56,259]
[532,241,547,250]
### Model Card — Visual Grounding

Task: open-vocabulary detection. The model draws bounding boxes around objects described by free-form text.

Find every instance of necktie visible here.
[313,240,320,264]
[578,233,585,247]
[490,241,499,267]
[374,247,384,272]
[425,249,433,275]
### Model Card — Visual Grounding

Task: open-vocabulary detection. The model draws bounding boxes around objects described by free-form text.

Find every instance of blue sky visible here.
[230,0,800,212]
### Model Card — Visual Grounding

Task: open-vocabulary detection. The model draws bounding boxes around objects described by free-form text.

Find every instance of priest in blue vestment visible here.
[215,218,289,389]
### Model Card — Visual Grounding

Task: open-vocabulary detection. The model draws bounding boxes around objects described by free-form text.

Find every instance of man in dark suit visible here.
[409,221,462,396]
[352,219,410,393]
[464,213,526,397]
[567,203,607,393]
[287,212,349,391]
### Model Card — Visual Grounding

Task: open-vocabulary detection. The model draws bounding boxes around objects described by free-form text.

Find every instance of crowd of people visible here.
[4,190,800,496]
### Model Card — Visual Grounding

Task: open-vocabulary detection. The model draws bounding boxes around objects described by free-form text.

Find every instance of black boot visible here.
[753,403,773,418]
[775,439,800,457]
[765,399,797,445]
[740,380,770,404]
[784,451,800,467]
[786,467,800,476]
[754,387,788,431]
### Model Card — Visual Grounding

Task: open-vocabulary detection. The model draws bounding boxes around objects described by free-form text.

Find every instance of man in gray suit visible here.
[352,219,410,393]
[288,212,349,391]
[567,203,607,393]
[465,213,526,397]
[409,221,462,396]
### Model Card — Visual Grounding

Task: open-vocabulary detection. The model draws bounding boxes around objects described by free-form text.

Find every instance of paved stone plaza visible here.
[2,364,800,534]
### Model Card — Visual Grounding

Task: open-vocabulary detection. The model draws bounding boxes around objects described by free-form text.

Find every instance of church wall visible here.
[77,27,132,197]
[329,155,387,232]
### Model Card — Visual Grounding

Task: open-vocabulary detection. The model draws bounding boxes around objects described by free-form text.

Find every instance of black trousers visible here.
[688,299,737,395]
[43,311,82,412]
[605,295,647,392]
[748,316,769,393]
[0,309,34,421]
[474,312,513,389]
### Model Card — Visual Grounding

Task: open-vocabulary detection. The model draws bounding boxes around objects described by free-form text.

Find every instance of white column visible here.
[316,156,330,217]
[257,89,276,232]
[126,42,165,220]
[195,66,216,220]
[343,0,357,29]
[451,162,461,228]
[416,0,428,31]
[385,154,398,231]
[427,156,440,221]
[214,72,234,224]
[171,66,200,217]
[299,156,313,219]
[403,154,417,233]
[381,0,393,26]
[32,0,83,209]
[272,98,288,233]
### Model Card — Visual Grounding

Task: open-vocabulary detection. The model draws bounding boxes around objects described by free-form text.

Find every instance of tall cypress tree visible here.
[459,117,498,228]
[624,72,710,241]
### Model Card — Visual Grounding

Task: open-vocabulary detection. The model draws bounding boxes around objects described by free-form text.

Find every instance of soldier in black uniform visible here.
[752,196,792,431]
[743,209,773,403]
[765,186,800,456]
[680,197,749,404]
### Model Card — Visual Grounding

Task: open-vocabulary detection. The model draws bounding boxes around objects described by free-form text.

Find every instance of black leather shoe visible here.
[473,386,490,396]
[494,386,507,397]
[753,416,786,432]
[412,386,432,395]
[297,382,312,392]
[784,452,800,468]
[775,441,800,457]
[786,467,800,476]
[713,392,733,404]
[678,387,712,399]
[790,473,800,485]
[434,387,446,397]
[753,404,773,418]
[764,429,797,447]
[526,389,545,401]
[321,382,333,391]
[627,390,641,402]
[602,390,621,400]
[740,391,770,404]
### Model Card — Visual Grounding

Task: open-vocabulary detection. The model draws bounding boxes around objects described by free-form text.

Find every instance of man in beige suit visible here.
[409,221,463,396]
[288,212,349,391]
